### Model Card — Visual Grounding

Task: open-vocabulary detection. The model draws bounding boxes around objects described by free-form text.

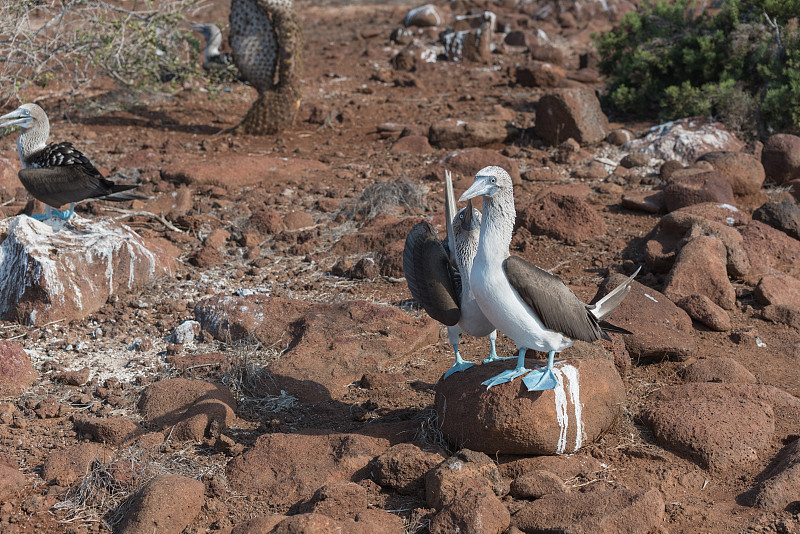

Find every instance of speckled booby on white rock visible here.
[0,104,144,220]
[460,166,640,391]
[404,171,509,379]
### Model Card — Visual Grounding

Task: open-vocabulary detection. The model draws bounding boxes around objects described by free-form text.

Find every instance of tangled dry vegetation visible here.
[0,0,206,107]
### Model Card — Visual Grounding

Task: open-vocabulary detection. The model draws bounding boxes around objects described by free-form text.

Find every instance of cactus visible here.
[229,0,303,135]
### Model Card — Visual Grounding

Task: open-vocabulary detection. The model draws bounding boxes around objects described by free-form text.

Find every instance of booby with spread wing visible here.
[404,171,508,379]
[459,166,639,391]
[0,103,144,220]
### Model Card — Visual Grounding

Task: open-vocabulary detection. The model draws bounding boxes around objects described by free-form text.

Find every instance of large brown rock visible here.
[138,378,236,442]
[428,118,514,149]
[752,196,800,240]
[696,151,766,197]
[117,474,205,534]
[640,383,785,471]
[161,154,327,187]
[535,88,609,146]
[434,354,624,455]
[429,482,510,534]
[0,461,26,501]
[0,340,36,396]
[762,133,800,184]
[39,442,112,485]
[740,220,800,280]
[73,415,142,446]
[436,148,521,190]
[663,171,735,212]
[517,192,606,245]
[512,488,665,533]
[425,449,509,510]
[225,432,389,508]
[194,296,439,402]
[643,203,750,277]
[663,236,736,310]
[0,216,177,324]
[595,276,696,361]
[754,274,800,307]
[744,438,800,510]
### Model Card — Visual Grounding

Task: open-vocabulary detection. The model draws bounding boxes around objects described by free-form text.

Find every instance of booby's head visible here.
[192,23,222,45]
[458,199,481,233]
[459,166,512,202]
[0,103,48,131]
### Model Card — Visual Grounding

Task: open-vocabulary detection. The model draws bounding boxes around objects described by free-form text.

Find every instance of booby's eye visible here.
[459,213,464,219]
[490,177,496,183]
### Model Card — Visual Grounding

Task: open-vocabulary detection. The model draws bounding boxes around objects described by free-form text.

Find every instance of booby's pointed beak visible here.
[0,107,30,129]
[459,173,498,202]
[461,199,480,231]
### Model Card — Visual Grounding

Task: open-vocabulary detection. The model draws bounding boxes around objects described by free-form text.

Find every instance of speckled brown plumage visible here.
[229,0,303,135]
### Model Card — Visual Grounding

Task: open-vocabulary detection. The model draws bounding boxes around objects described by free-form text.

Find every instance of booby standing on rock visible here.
[0,104,144,220]
[460,166,639,391]
[404,171,509,379]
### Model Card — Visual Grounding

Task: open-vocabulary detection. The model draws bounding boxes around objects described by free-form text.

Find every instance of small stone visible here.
[620,152,651,168]
[373,443,445,495]
[53,367,91,386]
[752,196,800,240]
[683,357,756,384]
[510,470,568,499]
[663,171,735,212]
[0,340,37,396]
[676,294,731,331]
[350,257,379,279]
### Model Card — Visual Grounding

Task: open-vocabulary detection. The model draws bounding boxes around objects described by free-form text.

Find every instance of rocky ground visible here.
[1,0,800,533]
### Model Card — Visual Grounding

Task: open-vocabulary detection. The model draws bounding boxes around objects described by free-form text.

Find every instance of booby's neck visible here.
[476,189,515,265]
[204,30,223,62]
[17,119,50,169]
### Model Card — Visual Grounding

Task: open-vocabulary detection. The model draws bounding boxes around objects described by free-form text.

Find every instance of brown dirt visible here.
[1,1,799,533]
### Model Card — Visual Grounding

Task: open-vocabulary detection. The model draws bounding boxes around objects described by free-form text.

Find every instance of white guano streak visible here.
[553,366,569,454]
[553,364,583,454]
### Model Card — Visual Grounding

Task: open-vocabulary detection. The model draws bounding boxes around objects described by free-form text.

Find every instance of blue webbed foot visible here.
[53,204,74,220]
[522,350,559,391]
[482,366,530,388]
[443,359,476,379]
[30,213,49,220]
[522,369,559,391]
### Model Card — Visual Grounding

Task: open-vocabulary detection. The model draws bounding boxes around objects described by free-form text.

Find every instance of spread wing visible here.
[403,222,460,326]
[18,167,123,208]
[503,256,603,342]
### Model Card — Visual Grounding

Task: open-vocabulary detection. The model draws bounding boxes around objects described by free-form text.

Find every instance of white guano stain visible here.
[553,363,584,454]
[644,293,659,303]
[562,365,583,452]
[552,366,569,454]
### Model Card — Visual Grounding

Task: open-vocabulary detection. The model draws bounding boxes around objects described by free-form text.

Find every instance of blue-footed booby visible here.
[191,23,237,73]
[403,171,506,379]
[0,104,144,220]
[460,166,639,391]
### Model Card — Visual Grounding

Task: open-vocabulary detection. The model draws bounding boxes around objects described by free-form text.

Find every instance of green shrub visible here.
[595,0,800,136]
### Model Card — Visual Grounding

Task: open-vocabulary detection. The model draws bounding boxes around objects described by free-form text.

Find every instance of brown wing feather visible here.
[503,256,602,342]
[403,222,460,326]
[19,167,123,208]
